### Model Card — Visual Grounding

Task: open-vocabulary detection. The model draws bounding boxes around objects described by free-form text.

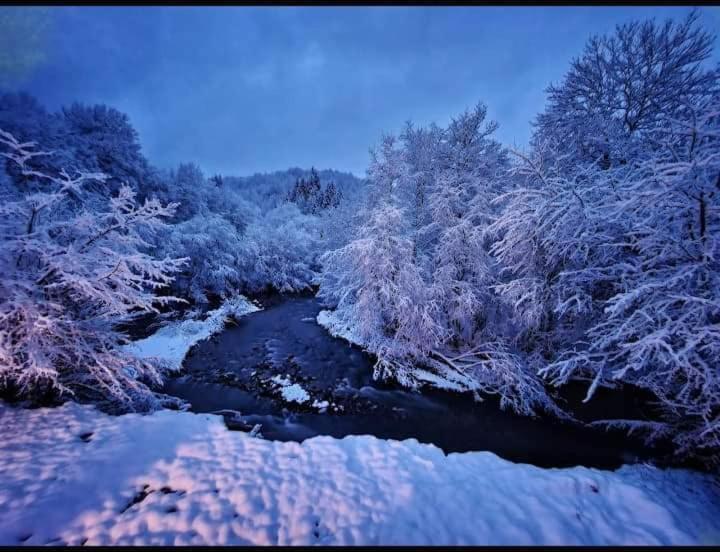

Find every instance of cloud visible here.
[11,6,719,177]
[296,42,326,78]
[243,63,276,88]
[0,7,52,87]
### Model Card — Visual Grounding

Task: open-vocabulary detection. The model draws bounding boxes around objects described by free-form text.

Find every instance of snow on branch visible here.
[0,127,188,412]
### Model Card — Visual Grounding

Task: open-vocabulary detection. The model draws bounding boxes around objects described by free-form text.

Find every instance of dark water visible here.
[163,295,653,470]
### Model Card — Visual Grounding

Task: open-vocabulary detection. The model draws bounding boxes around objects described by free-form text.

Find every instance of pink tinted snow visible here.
[0,401,719,546]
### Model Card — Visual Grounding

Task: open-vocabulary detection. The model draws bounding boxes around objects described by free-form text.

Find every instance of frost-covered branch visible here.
[0,127,187,412]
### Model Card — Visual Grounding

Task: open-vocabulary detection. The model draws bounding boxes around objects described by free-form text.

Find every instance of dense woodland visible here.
[1,11,718,467]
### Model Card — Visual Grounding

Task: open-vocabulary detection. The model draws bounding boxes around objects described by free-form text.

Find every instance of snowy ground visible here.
[316,309,363,346]
[124,296,260,372]
[1,401,719,546]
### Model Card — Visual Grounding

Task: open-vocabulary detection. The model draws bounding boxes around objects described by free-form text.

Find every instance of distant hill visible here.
[223,167,367,210]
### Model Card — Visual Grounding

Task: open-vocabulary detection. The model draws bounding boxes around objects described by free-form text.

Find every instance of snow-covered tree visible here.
[482,12,720,464]
[535,9,718,169]
[396,121,443,264]
[237,202,323,294]
[0,128,187,412]
[60,103,152,195]
[426,104,508,345]
[0,95,158,203]
[154,162,210,222]
[0,92,72,192]
[319,104,562,417]
[488,141,625,354]
[286,167,343,214]
[148,163,365,301]
[540,98,720,464]
[157,213,245,304]
[318,203,443,386]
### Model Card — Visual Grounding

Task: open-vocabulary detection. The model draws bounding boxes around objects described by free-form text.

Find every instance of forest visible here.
[1,10,718,472]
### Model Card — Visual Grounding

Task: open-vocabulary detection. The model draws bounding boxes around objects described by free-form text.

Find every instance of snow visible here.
[1,401,719,546]
[124,297,260,372]
[316,309,363,347]
[280,384,310,404]
[411,367,469,392]
[270,375,311,404]
[312,399,330,412]
[317,310,482,393]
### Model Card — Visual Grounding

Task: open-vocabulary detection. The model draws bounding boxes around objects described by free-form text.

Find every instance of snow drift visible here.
[1,401,719,546]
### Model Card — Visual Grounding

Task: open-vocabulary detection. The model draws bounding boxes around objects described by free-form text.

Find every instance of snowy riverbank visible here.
[123,296,260,372]
[317,309,490,392]
[1,401,719,546]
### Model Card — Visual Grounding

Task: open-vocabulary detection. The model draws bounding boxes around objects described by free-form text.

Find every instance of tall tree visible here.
[535,9,718,169]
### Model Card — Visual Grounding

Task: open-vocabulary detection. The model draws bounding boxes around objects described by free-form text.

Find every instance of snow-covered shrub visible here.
[0,128,187,412]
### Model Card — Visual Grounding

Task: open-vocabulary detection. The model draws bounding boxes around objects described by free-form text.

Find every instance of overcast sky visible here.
[4,6,719,177]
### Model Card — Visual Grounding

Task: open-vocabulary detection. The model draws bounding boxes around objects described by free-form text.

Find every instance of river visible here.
[163,294,654,469]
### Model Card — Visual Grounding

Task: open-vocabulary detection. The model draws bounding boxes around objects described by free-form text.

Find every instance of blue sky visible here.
[5,6,720,177]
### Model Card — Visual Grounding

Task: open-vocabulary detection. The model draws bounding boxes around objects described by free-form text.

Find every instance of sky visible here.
[2,5,719,177]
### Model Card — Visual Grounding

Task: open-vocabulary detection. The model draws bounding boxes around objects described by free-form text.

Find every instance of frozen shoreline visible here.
[123,296,260,372]
[316,309,481,392]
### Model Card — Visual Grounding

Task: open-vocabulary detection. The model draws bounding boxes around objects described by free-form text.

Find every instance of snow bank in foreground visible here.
[124,296,260,371]
[1,402,719,546]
